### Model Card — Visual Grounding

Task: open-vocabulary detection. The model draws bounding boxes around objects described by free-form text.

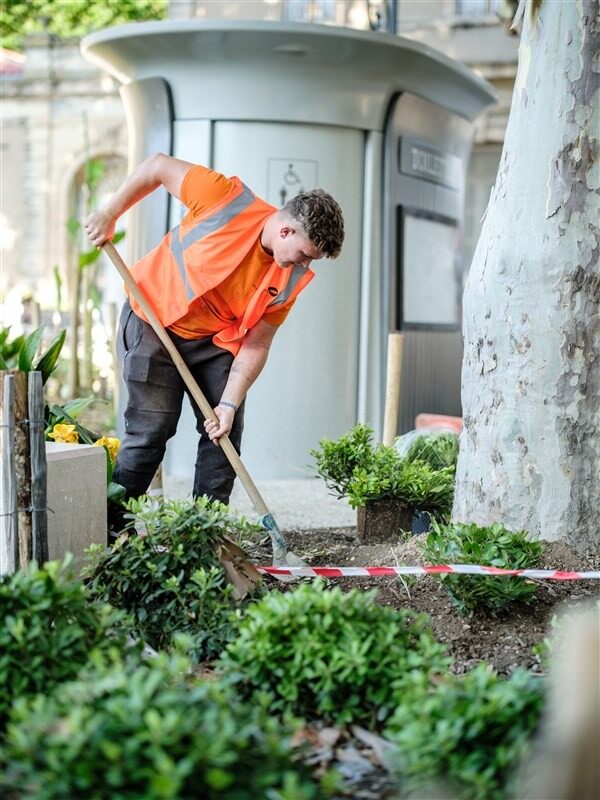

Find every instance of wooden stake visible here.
[29,371,49,564]
[13,370,32,567]
[109,301,120,420]
[382,332,404,446]
[0,372,18,576]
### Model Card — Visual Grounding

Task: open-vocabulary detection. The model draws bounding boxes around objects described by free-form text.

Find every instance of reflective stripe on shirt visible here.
[268,263,309,307]
[170,184,256,300]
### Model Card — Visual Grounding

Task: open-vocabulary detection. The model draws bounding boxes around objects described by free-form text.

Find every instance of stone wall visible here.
[1,35,127,308]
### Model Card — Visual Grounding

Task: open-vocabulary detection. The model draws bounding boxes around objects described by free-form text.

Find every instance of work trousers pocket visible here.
[119,302,184,410]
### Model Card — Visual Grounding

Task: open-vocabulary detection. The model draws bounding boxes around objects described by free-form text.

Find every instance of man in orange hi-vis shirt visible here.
[85,154,344,537]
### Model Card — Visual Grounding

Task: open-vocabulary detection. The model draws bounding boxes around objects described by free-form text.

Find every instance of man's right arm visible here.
[85,153,194,247]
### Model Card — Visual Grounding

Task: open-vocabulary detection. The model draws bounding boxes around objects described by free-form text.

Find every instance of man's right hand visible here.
[204,404,236,445]
[85,210,116,247]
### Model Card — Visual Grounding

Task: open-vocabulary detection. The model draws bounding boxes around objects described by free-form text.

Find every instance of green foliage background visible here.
[1,0,167,52]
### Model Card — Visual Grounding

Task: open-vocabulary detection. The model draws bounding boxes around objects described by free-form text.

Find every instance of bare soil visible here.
[243,528,599,798]
[265,528,599,676]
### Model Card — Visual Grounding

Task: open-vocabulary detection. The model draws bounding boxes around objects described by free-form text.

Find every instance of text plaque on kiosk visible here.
[396,137,462,332]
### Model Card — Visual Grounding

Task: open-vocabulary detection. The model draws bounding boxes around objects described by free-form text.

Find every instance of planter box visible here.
[356,498,413,543]
[47,441,107,569]
[412,510,432,535]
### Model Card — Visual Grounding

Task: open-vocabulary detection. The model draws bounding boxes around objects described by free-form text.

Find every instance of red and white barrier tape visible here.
[257,564,600,581]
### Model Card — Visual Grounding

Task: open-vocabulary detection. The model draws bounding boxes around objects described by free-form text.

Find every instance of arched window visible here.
[66,153,127,397]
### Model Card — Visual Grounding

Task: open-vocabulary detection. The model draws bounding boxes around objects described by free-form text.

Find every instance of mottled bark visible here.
[14,370,32,566]
[453,0,599,550]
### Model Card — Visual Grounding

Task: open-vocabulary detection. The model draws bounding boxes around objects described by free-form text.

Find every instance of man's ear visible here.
[279,225,294,239]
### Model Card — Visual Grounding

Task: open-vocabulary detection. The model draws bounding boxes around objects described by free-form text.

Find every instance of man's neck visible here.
[260,212,278,255]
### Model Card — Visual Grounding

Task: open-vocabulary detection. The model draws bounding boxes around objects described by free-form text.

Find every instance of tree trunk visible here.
[453,0,599,551]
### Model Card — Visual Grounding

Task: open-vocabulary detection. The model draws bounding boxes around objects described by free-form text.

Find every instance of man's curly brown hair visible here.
[283,189,345,258]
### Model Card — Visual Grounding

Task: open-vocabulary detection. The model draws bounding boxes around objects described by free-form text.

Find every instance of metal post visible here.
[386,0,398,35]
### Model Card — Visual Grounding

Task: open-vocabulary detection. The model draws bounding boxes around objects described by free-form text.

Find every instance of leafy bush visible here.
[384,663,544,800]
[420,522,543,615]
[84,496,262,660]
[311,423,375,498]
[2,651,332,800]
[220,581,450,727]
[312,424,455,516]
[348,452,455,514]
[404,432,459,471]
[0,559,129,729]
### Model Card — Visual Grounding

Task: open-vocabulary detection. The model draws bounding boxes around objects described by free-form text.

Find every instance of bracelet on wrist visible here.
[218,400,238,412]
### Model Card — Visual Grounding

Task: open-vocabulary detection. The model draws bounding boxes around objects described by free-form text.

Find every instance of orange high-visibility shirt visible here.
[168,165,294,339]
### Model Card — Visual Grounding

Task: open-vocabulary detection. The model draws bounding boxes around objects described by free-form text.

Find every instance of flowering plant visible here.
[48,423,79,444]
[48,425,121,468]
[93,436,120,465]
[46,415,124,503]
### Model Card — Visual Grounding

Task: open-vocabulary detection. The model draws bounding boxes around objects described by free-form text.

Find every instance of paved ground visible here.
[163,474,356,531]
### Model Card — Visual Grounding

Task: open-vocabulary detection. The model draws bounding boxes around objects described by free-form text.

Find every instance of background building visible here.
[1,0,518,477]
[1,0,517,312]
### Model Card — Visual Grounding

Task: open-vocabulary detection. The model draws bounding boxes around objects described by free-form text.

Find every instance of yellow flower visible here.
[94,436,120,465]
[49,424,79,444]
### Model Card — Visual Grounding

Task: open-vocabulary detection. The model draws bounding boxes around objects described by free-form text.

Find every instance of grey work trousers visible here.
[114,300,244,504]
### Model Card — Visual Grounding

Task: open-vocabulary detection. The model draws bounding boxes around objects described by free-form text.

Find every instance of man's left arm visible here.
[203,319,278,443]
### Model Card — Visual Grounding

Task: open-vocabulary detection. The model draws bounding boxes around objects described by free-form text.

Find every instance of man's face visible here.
[272,225,323,269]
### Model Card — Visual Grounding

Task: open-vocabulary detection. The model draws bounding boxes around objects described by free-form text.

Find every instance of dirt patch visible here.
[253,528,600,676]
[239,528,599,798]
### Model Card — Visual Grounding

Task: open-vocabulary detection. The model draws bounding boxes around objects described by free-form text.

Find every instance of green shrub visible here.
[404,432,459,471]
[0,559,129,729]
[312,424,455,516]
[348,451,455,515]
[2,651,332,800]
[419,522,543,615]
[384,663,544,800]
[84,496,262,660]
[220,581,450,727]
[311,423,375,498]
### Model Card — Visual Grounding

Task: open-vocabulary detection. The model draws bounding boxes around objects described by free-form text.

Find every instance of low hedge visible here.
[0,559,129,729]
[419,521,543,614]
[220,580,450,727]
[2,652,334,800]
[84,496,262,661]
[384,663,544,800]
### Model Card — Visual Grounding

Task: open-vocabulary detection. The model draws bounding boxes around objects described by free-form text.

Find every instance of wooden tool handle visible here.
[382,332,404,446]
[102,240,270,517]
